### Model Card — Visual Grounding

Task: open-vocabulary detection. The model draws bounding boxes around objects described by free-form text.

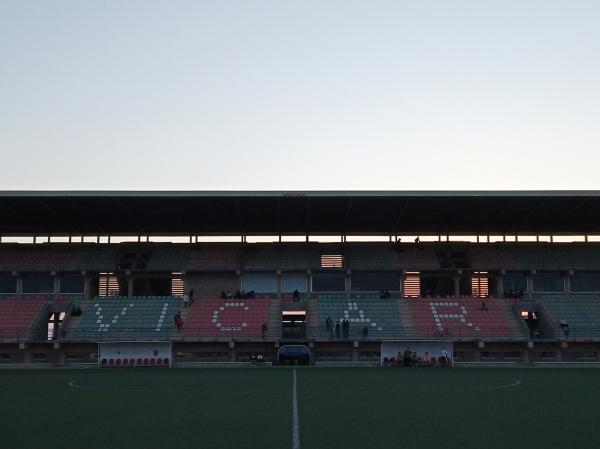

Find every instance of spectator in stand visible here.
[176,313,183,331]
[383,290,391,299]
[415,236,420,243]
[335,321,341,338]
[188,289,194,305]
[343,319,350,338]
[221,290,227,299]
[261,322,267,339]
[225,290,233,299]
[480,300,488,312]
[240,290,246,300]
[403,348,412,366]
[362,325,369,339]
[235,289,241,299]
[174,311,180,326]
[293,289,300,301]
[559,319,569,338]
[422,352,431,365]
[379,290,385,299]
[325,316,333,332]
[183,294,190,309]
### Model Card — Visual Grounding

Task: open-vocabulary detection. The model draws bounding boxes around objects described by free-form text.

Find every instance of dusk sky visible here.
[1,1,599,190]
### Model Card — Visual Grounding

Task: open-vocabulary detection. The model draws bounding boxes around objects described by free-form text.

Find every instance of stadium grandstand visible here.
[2,190,600,367]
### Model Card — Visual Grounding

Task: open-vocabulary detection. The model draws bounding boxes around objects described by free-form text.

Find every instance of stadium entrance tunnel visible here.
[275,345,313,366]
[282,310,306,339]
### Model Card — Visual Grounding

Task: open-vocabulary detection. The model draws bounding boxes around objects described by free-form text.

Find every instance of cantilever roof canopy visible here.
[0,190,599,236]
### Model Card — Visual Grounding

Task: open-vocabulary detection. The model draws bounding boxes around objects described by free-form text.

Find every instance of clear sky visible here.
[1,1,599,190]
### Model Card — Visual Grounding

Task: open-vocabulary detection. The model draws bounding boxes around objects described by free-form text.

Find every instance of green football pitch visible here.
[1,367,599,449]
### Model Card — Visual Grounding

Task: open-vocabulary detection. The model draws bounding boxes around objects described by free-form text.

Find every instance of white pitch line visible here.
[292,368,300,449]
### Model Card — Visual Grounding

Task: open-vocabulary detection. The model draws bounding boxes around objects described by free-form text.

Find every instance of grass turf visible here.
[1,367,599,449]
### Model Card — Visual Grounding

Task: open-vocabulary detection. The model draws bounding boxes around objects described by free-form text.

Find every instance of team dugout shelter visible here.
[1,190,600,367]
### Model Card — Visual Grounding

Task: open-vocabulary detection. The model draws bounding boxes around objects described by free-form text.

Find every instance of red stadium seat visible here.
[156,358,162,365]
[122,359,129,365]
[108,359,114,365]
[101,358,107,365]
[136,358,142,365]
[150,358,156,365]
[115,359,121,365]
[143,358,149,365]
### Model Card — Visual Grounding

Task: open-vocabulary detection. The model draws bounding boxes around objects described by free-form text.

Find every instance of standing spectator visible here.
[221,290,227,299]
[183,294,190,309]
[403,348,412,366]
[261,322,268,340]
[188,288,194,305]
[293,289,300,301]
[440,347,449,365]
[174,311,180,326]
[480,300,488,312]
[362,325,369,339]
[176,314,183,331]
[344,319,350,338]
[325,316,332,332]
[335,321,341,338]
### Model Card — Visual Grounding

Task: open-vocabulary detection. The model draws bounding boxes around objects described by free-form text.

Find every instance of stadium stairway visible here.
[265,299,282,340]
[60,301,93,339]
[306,297,320,339]
[496,298,531,339]
[396,299,418,338]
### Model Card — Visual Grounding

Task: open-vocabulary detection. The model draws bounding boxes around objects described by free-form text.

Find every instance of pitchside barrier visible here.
[98,341,172,367]
[380,340,454,367]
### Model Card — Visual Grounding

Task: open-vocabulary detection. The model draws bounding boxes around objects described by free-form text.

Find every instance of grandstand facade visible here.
[2,191,600,367]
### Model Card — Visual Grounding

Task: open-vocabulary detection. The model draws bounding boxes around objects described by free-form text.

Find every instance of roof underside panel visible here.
[0,192,599,235]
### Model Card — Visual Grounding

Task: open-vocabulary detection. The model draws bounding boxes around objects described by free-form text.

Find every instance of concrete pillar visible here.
[277,270,282,298]
[53,273,60,295]
[453,277,460,297]
[14,272,21,294]
[495,274,504,298]
[83,272,91,300]
[127,277,134,298]
[346,270,351,297]
[527,272,535,294]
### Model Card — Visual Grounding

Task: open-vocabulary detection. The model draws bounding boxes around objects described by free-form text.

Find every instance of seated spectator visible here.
[292,289,300,301]
[221,290,227,299]
[422,352,431,365]
[235,289,241,299]
[241,289,246,300]
[362,325,369,338]
[225,290,232,299]
[480,300,488,312]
